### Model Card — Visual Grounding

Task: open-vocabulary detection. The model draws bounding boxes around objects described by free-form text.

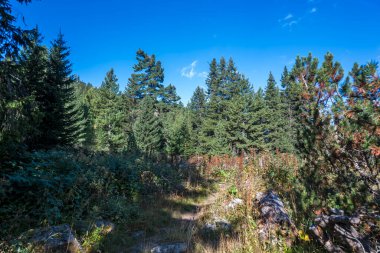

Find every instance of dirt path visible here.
[180,183,228,222]
[129,182,228,253]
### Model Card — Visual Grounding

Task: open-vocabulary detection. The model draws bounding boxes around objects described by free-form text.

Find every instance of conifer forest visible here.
[0,0,379,252]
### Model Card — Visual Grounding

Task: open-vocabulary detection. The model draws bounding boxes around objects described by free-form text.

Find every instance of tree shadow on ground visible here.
[96,158,219,252]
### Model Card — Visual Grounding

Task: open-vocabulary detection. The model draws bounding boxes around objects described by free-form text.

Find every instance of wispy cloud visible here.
[181,61,197,78]
[310,7,317,13]
[181,61,207,79]
[284,14,293,20]
[279,14,298,28]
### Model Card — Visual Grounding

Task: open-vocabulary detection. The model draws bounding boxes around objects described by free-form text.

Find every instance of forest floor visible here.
[127,182,228,252]
[99,175,228,252]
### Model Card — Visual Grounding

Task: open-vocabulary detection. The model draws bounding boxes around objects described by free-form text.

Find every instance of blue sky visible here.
[11,0,380,103]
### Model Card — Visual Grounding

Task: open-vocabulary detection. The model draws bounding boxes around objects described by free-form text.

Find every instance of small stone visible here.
[226,198,244,210]
[203,217,231,232]
[150,242,187,253]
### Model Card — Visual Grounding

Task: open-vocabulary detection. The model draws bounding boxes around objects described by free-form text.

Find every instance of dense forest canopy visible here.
[0,0,379,252]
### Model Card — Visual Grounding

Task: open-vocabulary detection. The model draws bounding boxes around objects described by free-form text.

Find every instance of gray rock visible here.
[20,224,82,253]
[150,242,187,253]
[204,217,232,232]
[225,198,244,210]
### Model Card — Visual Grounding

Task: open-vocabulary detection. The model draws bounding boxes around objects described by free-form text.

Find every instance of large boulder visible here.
[19,224,82,253]
[255,191,297,245]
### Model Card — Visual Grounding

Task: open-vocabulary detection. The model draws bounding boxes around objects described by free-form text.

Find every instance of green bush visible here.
[0,149,185,243]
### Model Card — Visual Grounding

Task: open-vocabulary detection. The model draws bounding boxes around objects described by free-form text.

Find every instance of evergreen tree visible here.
[133,96,164,155]
[0,0,32,60]
[224,93,256,154]
[18,27,47,148]
[126,49,165,104]
[201,58,227,154]
[250,88,267,151]
[43,32,84,147]
[263,72,285,151]
[201,57,253,154]
[73,79,95,148]
[164,109,190,159]
[188,86,206,154]
[92,69,127,152]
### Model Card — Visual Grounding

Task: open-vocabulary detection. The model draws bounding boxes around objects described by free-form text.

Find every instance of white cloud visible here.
[283,20,298,28]
[284,14,293,20]
[181,61,208,79]
[310,7,317,13]
[181,61,197,78]
[279,14,299,29]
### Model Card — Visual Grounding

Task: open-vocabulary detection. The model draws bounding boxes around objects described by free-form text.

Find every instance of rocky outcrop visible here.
[310,208,380,253]
[19,224,82,253]
[255,191,297,245]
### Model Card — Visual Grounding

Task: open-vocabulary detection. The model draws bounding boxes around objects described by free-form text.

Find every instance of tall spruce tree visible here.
[133,96,164,155]
[263,72,286,151]
[201,57,253,154]
[164,109,190,159]
[200,58,228,154]
[92,68,127,152]
[250,88,267,151]
[188,86,206,154]
[43,32,84,147]
[224,93,256,154]
[18,27,47,148]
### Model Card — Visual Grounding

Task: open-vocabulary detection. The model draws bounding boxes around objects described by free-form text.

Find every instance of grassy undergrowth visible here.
[0,149,213,252]
[1,151,329,252]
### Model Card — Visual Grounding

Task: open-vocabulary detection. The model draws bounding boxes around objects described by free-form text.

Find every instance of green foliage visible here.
[92,69,128,152]
[163,109,190,157]
[133,96,164,155]
[82,227,105,252]
[0,149,186,241]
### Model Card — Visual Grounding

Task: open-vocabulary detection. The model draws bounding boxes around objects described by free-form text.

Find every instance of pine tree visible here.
[225,58,251,99]
[126,49,165,104]
[201,58,228,154]
[18,28,47,148]
[159,84,181,113]
[73,78,95,148]
[201,57,254,154]
[43,32,84,147]
[224,93,256,154]
[263,72,285,151]
[92,68,127,152]
[133,96,164,155]
[188,86,206,154]
[250,88,267,151]
[0,0,33,61]
[0,0,34,157]
[164,109,189,159]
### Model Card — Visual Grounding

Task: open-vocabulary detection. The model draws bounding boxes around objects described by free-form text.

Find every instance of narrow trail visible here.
[129,182,229,253]
[180,183,228,222]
